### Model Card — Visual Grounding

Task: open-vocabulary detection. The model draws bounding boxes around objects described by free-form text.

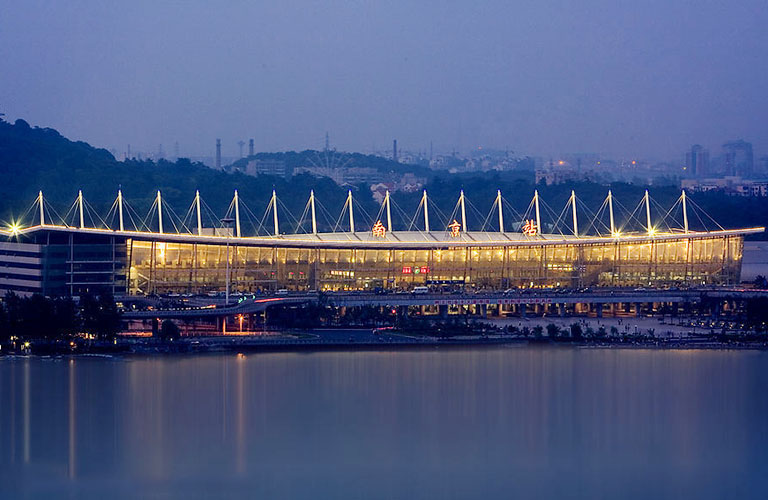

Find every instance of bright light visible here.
[8,223,20,235]
[648,228,657,236]
[612,231,622,238]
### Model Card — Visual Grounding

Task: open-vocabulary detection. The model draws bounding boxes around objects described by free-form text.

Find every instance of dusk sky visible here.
[2,0,767,161]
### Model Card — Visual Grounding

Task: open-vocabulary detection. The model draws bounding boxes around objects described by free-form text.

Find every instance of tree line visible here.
[0,291,121,344]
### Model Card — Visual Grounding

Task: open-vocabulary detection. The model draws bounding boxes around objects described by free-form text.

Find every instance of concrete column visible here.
[635,302,642,317]
[558,303,566,317]
[439,304,448,318]
[520,303,527,318]
[712,302,721,319]
[596,303,603,318]
[481,304,488,318]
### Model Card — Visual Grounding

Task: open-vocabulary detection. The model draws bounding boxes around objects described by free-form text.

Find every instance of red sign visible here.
[522,219,537,236]
[402,266,428,274]
[372,220,386,238]
[448,220,461,237]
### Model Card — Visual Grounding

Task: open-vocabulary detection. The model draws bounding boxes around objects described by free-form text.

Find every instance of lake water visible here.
[2,346,768,499]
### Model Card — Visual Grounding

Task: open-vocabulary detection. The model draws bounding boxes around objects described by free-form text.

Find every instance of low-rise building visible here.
[681,177,768,196]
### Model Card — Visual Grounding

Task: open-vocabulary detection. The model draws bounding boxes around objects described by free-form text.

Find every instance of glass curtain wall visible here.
[126,235,743,294]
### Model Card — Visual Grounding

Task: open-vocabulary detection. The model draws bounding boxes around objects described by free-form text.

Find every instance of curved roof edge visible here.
[3,225,764,250]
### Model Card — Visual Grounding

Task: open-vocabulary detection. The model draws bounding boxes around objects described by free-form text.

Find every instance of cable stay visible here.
[685,196,725,232]
[5,188,743,241]
[294,194,314,235]
[407,191,429,232]
[578,194,613,237]
[618,194,656,235]
[275,196,301,235]
[312,198,340,234]
[121,197,150,232]
[500,198,525,231]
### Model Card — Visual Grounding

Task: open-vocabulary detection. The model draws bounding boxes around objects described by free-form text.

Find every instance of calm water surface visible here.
[1,346,768,499]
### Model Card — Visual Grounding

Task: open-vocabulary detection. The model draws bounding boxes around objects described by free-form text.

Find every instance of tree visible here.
[20,294,56,340]
[52,297,79,337]
[80,291,121,340]
[597,326,607,338]
[3,291,23,339]
[159,320,180,341]
[532,325,543,338]
[570,323,583,340]
[546,323,560,339]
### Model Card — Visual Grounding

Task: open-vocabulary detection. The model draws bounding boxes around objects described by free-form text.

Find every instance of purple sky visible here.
[2,0,767,161]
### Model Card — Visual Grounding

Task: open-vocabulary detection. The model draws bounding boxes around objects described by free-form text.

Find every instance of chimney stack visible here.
[393,139,398,163]
[215,139,221,169]
[249,139,254,157]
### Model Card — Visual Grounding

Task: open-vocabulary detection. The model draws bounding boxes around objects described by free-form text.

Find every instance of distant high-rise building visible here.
[685,144,709,177]
[393,139,398,163]
[758,156,768,177]
[722,140,753,177]
[215,139,221,169]
[249,139,254,157]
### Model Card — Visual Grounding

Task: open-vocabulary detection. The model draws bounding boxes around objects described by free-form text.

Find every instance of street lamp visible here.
[221,217,234,305]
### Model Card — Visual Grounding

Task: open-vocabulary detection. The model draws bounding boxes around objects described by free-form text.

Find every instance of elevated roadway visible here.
[120,288,768,320]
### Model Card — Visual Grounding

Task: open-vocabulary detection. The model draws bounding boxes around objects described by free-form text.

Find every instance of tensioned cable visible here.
[575,194,611,236]
[687,197,725,232]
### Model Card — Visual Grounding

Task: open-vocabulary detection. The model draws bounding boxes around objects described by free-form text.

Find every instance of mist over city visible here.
[2,1,767,162]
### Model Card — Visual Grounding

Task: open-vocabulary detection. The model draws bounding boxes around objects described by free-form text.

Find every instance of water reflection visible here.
[1,347,768,499]
[68,359,75,480]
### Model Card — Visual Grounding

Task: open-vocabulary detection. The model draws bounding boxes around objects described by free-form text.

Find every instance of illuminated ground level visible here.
[0,226,760,296]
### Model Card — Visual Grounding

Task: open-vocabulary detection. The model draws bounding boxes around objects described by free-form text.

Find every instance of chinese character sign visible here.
[448,220,461,237]
[372,220,386,238]
[522,219,537,236]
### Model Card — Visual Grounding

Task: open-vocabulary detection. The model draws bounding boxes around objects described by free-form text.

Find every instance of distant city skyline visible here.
[2,1,767,162]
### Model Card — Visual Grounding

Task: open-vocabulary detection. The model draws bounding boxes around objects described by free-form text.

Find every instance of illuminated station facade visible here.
[0,189,761,297]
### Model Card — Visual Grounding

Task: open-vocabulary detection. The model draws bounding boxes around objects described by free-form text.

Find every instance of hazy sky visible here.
[2,0,767,160]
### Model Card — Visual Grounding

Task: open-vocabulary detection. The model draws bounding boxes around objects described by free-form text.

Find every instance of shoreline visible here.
[3,331,768,357]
